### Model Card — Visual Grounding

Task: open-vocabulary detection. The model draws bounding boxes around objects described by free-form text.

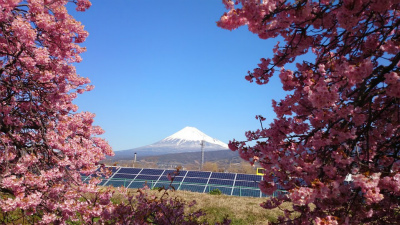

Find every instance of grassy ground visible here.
[137,189,290,225]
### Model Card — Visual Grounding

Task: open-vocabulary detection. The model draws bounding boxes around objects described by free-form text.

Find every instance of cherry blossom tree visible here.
[219,0,400,224]
[0,0,118,223]
[0,1,219,224]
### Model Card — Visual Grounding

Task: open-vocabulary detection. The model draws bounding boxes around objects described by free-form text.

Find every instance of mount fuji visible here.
[113,127,229,159]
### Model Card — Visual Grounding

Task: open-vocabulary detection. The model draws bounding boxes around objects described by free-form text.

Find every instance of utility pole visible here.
[200,140,205,170]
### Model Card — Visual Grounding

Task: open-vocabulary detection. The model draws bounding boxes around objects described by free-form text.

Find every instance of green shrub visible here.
[151,186,164,191]
[209,188,222,195]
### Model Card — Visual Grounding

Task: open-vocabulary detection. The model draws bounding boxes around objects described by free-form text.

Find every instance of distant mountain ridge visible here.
[138,149,241,165]
[113,127,229,159]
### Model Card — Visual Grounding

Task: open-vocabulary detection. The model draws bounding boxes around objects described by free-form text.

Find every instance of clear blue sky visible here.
[70,1,288,151]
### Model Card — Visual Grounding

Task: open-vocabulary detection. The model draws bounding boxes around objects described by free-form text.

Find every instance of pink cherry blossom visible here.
[219,0,400,223]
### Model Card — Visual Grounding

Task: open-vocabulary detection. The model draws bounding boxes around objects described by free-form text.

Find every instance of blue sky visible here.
[70,1,288,151]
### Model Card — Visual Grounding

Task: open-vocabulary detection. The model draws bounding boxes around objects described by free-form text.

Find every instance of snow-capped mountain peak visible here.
[115,126,229,157]
[165,126,206,141]
[162,126,228,148]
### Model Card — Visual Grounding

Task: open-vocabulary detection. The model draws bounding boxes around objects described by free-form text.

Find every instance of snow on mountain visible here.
[156,126,228,149]
[114,127,229,158]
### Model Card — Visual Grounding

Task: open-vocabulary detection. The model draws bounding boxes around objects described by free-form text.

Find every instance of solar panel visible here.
[183,177,208,184]
[208,179,234,186]
[112,174,138,179]
[210,172,235,179]
[140,169,164,175]
[185,171,211,178]
[135,175,160,180]
[153,180,181,190]
[158,176,170,181]
[166,183,180,190]
[106,179,131,188]
[153,181,171,189]
[158,176,184,182]
[179,184,206,192]
[233,188,261,197]
[218,187,233,195]
[234,180,260,188]
[97,167,282,198]
[171,176,184,182]
[128,180,148,189]
[236,174,262,181]
[117,168,142,174]
[164,170,187,177]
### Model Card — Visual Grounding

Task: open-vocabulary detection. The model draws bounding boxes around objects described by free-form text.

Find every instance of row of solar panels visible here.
[82,167,286,198]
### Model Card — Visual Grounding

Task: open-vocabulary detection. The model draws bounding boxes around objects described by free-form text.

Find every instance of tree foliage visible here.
[0,1,209,224]
[201,162,220,172]
[0,0,115,223]
[218,0,400,224]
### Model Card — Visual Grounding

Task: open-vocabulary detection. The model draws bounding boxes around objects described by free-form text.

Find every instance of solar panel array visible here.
[82,167,286,198]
